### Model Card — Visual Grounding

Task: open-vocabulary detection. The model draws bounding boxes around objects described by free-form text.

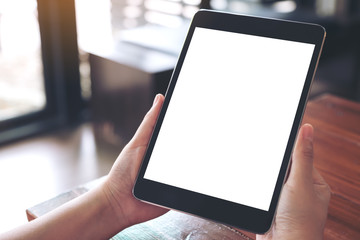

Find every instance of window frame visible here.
[0,0,83,145]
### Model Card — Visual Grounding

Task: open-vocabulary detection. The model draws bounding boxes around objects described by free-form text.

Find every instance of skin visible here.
[0,94,330,240]
[257,124,331,240]
[1,94,167,240]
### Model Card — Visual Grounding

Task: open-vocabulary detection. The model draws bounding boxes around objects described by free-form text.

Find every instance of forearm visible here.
[1,94,167,240]
[1,181,126,240]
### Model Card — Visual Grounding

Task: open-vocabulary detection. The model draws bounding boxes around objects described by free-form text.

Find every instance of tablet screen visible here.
[143,27,315,211]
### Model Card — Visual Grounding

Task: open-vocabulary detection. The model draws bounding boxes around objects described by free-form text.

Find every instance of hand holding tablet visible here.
[134,10,326,234]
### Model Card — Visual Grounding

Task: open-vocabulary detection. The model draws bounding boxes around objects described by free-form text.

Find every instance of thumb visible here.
[287,124,314,186]
[128,94,164,148]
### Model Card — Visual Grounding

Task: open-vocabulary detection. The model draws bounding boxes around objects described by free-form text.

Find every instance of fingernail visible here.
[153,94,160,106]
[302,124,314,142]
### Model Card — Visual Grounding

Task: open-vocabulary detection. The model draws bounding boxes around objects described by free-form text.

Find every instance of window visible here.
[0,0,45,121]
[0,0,82,144]
[74,0,203,61]
[75,0,201,44]
[121,0,201,28]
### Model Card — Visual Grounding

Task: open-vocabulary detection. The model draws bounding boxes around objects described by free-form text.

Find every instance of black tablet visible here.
[134,9,325,234]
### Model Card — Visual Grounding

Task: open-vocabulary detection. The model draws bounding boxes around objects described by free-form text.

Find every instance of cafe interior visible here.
[0,0,359,238]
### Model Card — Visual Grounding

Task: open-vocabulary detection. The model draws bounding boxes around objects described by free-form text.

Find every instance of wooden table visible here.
[26,94,360,240]
[301,94,360,240]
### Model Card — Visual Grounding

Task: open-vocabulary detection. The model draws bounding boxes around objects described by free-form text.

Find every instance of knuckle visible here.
[302,143,314,160]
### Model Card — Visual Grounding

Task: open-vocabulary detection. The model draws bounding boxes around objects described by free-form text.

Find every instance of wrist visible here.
[70,182,129,239]
[272,226,324,240]
[100,177,135,230]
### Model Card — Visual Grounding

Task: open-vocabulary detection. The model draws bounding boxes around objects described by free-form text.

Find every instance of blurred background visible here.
[0,0,359,233]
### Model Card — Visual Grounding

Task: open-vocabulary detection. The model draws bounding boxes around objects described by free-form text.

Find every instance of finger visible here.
[312,166,328,186]
[287,124,314,186]
[312,167,331,202]
[129,94,164,148]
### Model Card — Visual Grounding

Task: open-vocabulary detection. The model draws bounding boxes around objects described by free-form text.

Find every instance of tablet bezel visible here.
[134,9,325,234]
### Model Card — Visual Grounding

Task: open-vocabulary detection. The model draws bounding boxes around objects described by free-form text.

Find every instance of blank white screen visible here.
[144,27,315,211]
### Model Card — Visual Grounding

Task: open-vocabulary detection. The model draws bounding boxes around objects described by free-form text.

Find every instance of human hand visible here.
[102,94,168,230]
[257,124,331,240]
[0,95,167,240]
